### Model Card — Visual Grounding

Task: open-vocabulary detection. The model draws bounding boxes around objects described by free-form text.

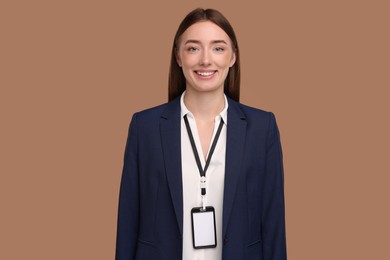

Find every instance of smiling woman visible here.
[169,8,240,103]
[175,21,236,98]
[115,8,287,260]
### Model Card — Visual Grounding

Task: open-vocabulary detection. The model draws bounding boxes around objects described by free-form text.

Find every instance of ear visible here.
[229,50,236,67]
[175,48,182,67]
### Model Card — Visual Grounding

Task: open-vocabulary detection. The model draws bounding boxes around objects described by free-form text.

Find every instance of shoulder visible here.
[228,99,281,145]
[237,102,271,117]
[129,96,181,126]
[134,102,169,119]
[228,98,276,124]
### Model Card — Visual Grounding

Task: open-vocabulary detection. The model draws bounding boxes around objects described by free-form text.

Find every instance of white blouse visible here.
[180,92,228,260]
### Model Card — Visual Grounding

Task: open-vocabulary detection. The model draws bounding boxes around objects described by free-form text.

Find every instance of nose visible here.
[200,50,211,66]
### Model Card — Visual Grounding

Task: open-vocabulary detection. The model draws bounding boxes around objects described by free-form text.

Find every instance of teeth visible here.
[197,71,215,76]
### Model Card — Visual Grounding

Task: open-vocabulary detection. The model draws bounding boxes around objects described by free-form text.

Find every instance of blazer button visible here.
[223,237,228,245]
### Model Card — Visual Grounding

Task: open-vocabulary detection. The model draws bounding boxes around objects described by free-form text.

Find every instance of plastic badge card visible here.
[191,206,217,249]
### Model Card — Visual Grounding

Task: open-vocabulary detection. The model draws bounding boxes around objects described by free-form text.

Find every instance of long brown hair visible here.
[168,8,241,102]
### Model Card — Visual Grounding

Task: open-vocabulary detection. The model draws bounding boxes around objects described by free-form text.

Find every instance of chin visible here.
[191,86,223,94]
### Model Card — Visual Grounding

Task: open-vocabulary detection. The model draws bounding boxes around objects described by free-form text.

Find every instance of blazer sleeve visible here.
[262,112,287,260]
[115,113,139,260]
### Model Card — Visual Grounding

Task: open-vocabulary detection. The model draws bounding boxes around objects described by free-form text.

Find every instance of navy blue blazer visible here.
[115,96,287,260]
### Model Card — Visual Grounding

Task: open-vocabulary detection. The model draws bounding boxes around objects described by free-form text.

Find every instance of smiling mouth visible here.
[195,71,217,76]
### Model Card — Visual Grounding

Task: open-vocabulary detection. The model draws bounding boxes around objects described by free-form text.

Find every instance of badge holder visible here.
[191,206,217,249]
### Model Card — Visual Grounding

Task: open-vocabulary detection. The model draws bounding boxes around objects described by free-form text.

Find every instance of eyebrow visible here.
[184,39,228,45]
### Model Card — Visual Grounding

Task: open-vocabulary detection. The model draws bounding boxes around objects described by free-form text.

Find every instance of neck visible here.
[184,89,225,122]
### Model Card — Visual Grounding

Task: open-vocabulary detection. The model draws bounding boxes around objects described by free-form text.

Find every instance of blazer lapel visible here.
[160,97,183,236]
[223,98,247,237]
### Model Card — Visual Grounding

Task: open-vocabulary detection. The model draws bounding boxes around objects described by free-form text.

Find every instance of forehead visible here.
[179,21,231,44]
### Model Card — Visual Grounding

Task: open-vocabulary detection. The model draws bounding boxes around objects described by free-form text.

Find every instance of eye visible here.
[215,47,225,52]
[187,47,199,52]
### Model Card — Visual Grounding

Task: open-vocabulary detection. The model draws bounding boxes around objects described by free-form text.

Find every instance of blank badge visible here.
[191,206,217,249]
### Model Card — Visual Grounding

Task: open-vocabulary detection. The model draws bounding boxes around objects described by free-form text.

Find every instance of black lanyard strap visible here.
[184,114,224,196]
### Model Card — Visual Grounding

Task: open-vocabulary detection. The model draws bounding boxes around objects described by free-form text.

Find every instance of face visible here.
[176,21,236,95]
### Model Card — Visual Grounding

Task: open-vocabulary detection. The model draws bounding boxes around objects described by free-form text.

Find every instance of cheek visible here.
[181,54,198,68]
[215,54,233,68]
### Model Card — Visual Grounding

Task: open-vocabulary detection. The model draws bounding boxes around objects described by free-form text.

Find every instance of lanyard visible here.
[183,114,224,200]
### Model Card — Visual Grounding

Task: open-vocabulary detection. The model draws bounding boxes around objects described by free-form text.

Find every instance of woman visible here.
[116,8,287,260]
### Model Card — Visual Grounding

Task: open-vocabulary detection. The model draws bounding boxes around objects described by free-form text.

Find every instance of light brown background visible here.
[1,0,389,259]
